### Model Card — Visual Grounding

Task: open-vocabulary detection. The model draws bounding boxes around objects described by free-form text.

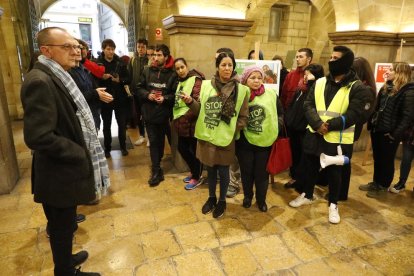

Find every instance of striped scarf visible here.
[38,55,110,199]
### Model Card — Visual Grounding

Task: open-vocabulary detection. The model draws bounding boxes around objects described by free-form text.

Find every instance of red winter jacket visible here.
[83,59,105,79]
[280,67,306,109]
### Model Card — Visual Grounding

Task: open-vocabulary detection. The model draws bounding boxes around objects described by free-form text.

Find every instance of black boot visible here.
[148,167,163,187]
[213,200,226,218]
[201,197,217,214]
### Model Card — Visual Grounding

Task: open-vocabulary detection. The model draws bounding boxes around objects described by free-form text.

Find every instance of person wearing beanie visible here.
[288,46,374,225]
[236,65,283,212]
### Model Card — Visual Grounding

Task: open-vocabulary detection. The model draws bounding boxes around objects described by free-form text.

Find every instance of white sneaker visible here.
[328,203,340,224]
[134,136,145,146]
[289,193,313,208]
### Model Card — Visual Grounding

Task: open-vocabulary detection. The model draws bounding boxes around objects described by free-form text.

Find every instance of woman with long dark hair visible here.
[173,58,204,190]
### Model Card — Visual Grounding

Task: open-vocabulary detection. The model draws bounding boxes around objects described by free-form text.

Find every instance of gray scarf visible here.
[38,55,110,199]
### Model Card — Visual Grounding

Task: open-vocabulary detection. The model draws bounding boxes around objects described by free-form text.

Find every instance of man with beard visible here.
[288,46,373,224]
[138,44,176,186]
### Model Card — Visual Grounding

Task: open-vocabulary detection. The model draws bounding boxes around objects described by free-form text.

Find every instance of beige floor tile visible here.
[80,236,145,272]
[281,229,330,262]
[268,206,315,230]
[237,210,285,238]
[293,259,335,275]
[0,208,33,233]
[174,221,219,253]
[75,216,115,244]
[153,204,198,229]
[0,229,38,257]
[0,255,43,275]
[173,251,224,276]
[247,235,301,271]
[212,217,252,246]
[135,259,177,276]
[215,243,260,276]
[306,221,376,253]
[323,249,379,275]
[355,238,414,275]
[141,230,181,260]
[114,209,156,237]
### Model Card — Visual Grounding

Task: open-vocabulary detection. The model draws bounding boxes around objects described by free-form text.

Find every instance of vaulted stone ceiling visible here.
[31,0,414,33]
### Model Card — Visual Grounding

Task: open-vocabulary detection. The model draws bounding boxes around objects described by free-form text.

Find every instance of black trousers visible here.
[178,136,201,180]
[207,165,230,201]
[288,129,306,179]
[146,122,168,170]
[101,104,127,152]
[42,204,77,276]
[371,132,400,188]
[302,153,342,204]
[237,147,270,204]
[134,97,146,136]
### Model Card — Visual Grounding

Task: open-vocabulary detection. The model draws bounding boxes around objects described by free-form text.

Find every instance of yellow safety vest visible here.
[195,80,248,147]
[173,76,196,120]
[307,77,356,144]
[243,89,278,147]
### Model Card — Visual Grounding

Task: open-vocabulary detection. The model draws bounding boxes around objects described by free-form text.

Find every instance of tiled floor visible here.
[2,120,414,275]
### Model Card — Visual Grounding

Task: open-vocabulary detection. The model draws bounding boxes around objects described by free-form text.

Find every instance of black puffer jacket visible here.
[96,54,130,107]
[368,81,414,142]
[303,70,374,156]
[138,56,177,124]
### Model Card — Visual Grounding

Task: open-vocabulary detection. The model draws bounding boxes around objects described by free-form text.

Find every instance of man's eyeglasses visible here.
[46,44,84,50]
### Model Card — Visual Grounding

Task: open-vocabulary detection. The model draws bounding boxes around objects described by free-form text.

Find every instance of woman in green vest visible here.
[180,52,249,218]
[173,58,204,190]
[237,65,282,212]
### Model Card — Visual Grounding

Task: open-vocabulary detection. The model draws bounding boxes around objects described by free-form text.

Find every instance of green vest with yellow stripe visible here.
[307,77,356,144]
[195,80,248,147]
[243,89,278,147]
[173,76,196,120]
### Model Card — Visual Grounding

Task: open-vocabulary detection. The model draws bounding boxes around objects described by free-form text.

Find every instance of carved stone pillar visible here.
[162,15,253,171]
[0,5,19,194]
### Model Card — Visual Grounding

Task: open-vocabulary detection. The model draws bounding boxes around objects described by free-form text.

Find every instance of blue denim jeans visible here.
[399,142,414,185]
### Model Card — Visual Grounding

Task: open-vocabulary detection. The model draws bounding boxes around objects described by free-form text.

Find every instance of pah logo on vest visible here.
[248,105,265,133]
[204,96,222,129]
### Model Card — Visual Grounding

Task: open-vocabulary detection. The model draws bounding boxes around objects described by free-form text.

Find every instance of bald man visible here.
[21,27,101,276]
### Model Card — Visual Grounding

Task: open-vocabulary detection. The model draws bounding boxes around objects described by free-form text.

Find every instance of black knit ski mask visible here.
[328,47,354,77]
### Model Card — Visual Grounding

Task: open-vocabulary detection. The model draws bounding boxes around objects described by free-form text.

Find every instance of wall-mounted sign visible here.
[78,17,93,23]
[155,28,163,40]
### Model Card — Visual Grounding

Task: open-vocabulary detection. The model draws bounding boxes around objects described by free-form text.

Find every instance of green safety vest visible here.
[243,89,278,147]
[195,80,248,147]
[307,77,356,144]
[173,76,196,120]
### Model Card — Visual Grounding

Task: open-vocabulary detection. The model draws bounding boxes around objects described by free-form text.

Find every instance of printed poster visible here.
[235,59,281,95]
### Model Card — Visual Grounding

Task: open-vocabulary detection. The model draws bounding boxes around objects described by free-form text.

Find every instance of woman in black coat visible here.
[360,62,414,197]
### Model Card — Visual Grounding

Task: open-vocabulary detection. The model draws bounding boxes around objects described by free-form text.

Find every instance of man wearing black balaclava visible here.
[287,46,374,225]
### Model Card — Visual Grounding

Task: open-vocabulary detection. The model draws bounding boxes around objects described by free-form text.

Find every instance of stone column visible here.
[0,6,19,194]
[162,15,253,171]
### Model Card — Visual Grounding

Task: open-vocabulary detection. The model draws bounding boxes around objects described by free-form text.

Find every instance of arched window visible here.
[268,4,288,41]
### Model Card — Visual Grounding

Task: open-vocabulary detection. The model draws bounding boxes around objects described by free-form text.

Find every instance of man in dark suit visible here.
[21,27,100,276]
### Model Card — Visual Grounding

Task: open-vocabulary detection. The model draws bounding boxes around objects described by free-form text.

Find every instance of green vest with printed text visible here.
[173,76,196,120]
[195,80,248,147]
[307,77,356,144]
[243,89,278,147]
